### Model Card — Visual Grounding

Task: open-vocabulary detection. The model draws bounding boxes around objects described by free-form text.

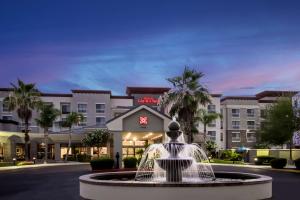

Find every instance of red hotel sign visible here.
[137,96,159,104]
[139,116,148,125]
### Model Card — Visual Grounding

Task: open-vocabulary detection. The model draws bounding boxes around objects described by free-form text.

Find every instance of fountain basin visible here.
[79,171,272,200]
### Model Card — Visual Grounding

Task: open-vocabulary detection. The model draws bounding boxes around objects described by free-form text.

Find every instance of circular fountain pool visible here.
[79,171,272,200]
[79,121,272,200]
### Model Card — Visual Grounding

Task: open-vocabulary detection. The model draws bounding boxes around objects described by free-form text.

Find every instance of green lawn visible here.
[0,162,14,167]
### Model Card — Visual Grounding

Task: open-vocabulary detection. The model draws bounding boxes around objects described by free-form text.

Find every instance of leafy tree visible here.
[261,98,300,161]
[62,112,83,161]
[196,109,222,143]
[35,103,60,163]
[4,79,41,160]
[160,67,211,143]
[204,140,217,157]
[82,129,110,158]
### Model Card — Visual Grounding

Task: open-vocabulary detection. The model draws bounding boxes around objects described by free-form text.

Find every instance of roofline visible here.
[256,90,298,99]
[71,89,111,94]
[41,93,73,97]
[106,105,171,124]
[110,95,134,99]
[221,96,257,102]
[126,86,171,95]
[211,94,222,97]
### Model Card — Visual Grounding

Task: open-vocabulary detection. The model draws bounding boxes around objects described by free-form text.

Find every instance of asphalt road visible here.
[0,164,299,200]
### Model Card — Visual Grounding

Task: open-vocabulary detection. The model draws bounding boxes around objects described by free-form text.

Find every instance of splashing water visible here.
[135,121,215,183]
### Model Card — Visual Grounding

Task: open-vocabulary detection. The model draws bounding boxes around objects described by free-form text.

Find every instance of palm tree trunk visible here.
[24,120,30,161]
[65,127,72,162]
[203,124,207,142]
[44,128,48,164]
[289,138,293,164]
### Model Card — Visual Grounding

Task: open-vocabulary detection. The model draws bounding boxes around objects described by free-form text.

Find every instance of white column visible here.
[54,143,61,161]
[113,132,122,168]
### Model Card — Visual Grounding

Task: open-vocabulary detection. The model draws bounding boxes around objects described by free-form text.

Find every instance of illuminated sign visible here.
[139,116,148,125]
[137,96,159,104]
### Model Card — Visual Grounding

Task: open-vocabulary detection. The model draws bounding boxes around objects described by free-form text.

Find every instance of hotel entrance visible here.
[122,132,164,158]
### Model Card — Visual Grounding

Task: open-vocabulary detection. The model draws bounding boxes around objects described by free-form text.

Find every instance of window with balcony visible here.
[232,109,240,117]
[232,132,241,142]
[96,103,105,113]
[78,116,87,126]
[2,102,10,112]
[78,103,87,113]
[247,109,255,117]
[207,105,216,113]
[247,132,256,142]
[96,117,106,126]
[260,109,267,118]
[207,131,216,141]
[2,115,12,120]
[208,120,216,127]
[232,121,240,129]
[61,103,71,114]
[247,121,255,130]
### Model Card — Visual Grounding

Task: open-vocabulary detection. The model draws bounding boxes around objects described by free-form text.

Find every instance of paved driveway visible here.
[0,164,299,200]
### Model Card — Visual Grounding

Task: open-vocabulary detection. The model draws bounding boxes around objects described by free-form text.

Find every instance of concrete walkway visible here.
[0,162,89,171]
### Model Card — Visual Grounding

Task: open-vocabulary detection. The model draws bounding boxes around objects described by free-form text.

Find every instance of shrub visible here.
[76,154,92,162]
[270,158,287,169]
[123,157,138,168]
[254,156,275,165]
[294,158,300,170]
[90,157,114,170]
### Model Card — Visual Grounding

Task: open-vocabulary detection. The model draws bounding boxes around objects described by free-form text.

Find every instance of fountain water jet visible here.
[135,121,215,182]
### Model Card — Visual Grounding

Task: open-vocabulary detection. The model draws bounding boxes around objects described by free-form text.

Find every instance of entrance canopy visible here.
[106,105,172,132]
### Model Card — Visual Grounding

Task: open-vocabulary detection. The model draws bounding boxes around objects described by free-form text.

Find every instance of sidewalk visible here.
[0,162,89,171]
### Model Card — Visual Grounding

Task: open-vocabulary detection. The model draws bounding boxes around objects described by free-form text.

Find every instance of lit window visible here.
[232,109,240,117]
[78,104,87,113]
[96,117,105,126]
[96,104,105,113]
[232,132,241,142]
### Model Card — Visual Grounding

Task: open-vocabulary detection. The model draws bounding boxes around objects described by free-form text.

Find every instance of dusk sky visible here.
[1,0,300,96]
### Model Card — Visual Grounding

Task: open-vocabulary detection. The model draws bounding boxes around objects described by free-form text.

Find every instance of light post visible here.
[33,157,36,164]
[12,158,16,166]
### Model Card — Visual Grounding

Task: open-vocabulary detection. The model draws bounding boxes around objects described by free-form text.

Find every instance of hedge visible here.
[123,157,138,168]
[90,157,114,170]
[254,156,275,165]
[270,158,287,169]
[294,158,300,170]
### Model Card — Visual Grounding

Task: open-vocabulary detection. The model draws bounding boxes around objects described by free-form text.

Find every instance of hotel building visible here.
[0,87,222,164]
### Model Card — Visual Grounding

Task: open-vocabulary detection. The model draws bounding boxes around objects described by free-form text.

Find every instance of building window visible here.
[247,109,255,117]
[61,103,71,114]
[207,131,216,141]
[78,116,87,126]
[232,132,241,142]
[208,120,216,127]
[78,103,87,113]
[247,121,255,130]
[2,115,12,120]
[96,103,105,113]
[207,105,216,113]
[232,121,240,129]
[96,117,106,126]
[232,109,240,117]
[220,132,223,141]
[2,102,10,112]
[247,132,256,142]
[261,109,267,118]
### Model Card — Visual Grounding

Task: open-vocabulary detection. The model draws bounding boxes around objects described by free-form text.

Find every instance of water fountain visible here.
[79,121,272,200]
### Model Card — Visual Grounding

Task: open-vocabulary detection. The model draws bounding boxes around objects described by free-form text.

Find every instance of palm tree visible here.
[160,67,211,143]
[4,79,41,160]
[62,112,83,161]
[196,109,222,143]
[35,103,60,163]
